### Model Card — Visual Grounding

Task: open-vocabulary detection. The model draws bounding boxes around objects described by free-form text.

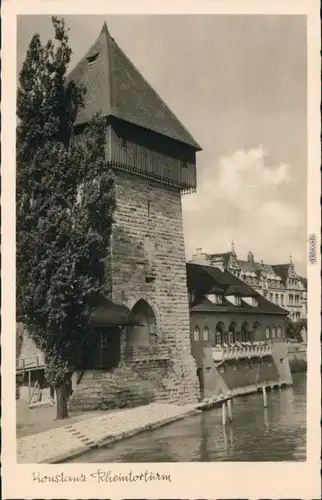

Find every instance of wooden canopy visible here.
[89,296,142,327]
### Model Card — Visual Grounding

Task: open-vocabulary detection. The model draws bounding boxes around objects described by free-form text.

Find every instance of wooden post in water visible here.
[28,370,31,402]
[227,398,233,422]
[262,385,268,408]
[222,401,226,425]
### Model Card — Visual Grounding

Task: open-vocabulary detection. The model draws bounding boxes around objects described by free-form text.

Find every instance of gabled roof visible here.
[208,252,233,269]
[67,23,201,150]
[186,263,288,315]
[271,264,290,286]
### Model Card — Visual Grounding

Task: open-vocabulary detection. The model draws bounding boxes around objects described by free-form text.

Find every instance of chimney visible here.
[191,248,207,265]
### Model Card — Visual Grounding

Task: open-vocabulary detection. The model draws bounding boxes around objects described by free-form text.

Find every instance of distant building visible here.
[186,262,292,399]
[191,244,307,322]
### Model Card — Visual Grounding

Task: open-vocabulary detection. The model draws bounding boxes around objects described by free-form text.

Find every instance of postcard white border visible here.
[2,0,321,498]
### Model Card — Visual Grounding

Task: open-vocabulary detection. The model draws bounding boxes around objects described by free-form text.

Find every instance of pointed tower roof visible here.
[67,23,201,150]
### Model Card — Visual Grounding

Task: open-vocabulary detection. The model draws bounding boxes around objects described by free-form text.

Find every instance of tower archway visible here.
[127,299,157,346]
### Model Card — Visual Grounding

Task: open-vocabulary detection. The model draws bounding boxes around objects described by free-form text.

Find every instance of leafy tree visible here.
[16,17,115,418]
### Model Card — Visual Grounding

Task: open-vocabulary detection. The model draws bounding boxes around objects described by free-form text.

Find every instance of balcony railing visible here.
[212,342,272,363]
[16,354,46,371]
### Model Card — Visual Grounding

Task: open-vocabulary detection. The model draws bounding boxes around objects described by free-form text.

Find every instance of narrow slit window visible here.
[87,53,99,65]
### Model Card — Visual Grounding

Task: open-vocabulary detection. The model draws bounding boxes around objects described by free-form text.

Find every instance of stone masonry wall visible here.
[111,171,200,404]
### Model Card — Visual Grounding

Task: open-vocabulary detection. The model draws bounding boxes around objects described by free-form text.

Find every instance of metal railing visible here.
[212,342,272,362]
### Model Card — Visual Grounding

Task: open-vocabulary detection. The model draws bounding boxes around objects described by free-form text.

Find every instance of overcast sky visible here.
[17,15,307,276]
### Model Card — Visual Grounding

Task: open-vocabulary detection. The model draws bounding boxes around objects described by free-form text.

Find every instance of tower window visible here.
[87,53,99,65]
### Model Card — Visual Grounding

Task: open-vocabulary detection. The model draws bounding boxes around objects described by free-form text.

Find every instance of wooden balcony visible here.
[16,354,45,372]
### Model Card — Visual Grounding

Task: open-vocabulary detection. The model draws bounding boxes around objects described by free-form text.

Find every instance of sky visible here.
[17,15,307,276]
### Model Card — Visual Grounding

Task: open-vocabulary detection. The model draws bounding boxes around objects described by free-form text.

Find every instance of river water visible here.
[69,373,306,462]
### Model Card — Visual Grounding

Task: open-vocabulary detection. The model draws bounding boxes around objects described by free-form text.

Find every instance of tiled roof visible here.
[238,259,276,276]
[67,23,201,150]
[224,284,257,297]
[207,252,279,278]
[203,265,257,296]
[186,263,288,315]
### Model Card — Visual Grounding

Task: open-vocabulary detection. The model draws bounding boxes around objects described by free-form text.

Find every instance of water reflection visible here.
[69,373,306,463]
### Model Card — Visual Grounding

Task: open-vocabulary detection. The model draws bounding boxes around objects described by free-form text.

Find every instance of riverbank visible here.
[17,379,291,463]
[17,402,200,463]
[67,373,306,463]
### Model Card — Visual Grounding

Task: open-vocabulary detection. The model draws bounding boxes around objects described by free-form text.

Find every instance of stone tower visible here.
[69,23,201,409]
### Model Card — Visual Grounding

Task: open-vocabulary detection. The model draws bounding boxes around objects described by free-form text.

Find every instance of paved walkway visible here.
[16,401,109,438]
[17,403,199,463]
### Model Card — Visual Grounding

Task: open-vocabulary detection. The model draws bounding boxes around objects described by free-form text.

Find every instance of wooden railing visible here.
[212,342,272,362]
[16,354,46,371]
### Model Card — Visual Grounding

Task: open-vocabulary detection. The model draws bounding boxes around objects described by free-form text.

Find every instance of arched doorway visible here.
[241,321,250,342]
[127,300,157,346]
[228,321,237,344]
[214,321,225,346]
[253,321,261,342]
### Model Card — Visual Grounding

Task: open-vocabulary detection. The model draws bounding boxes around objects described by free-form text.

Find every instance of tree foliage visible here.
[16,17,115,415]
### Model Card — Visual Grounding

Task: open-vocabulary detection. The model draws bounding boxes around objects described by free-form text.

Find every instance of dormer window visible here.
[207,294,223,305]
[226,295,241,306]
[87,53,99,65]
